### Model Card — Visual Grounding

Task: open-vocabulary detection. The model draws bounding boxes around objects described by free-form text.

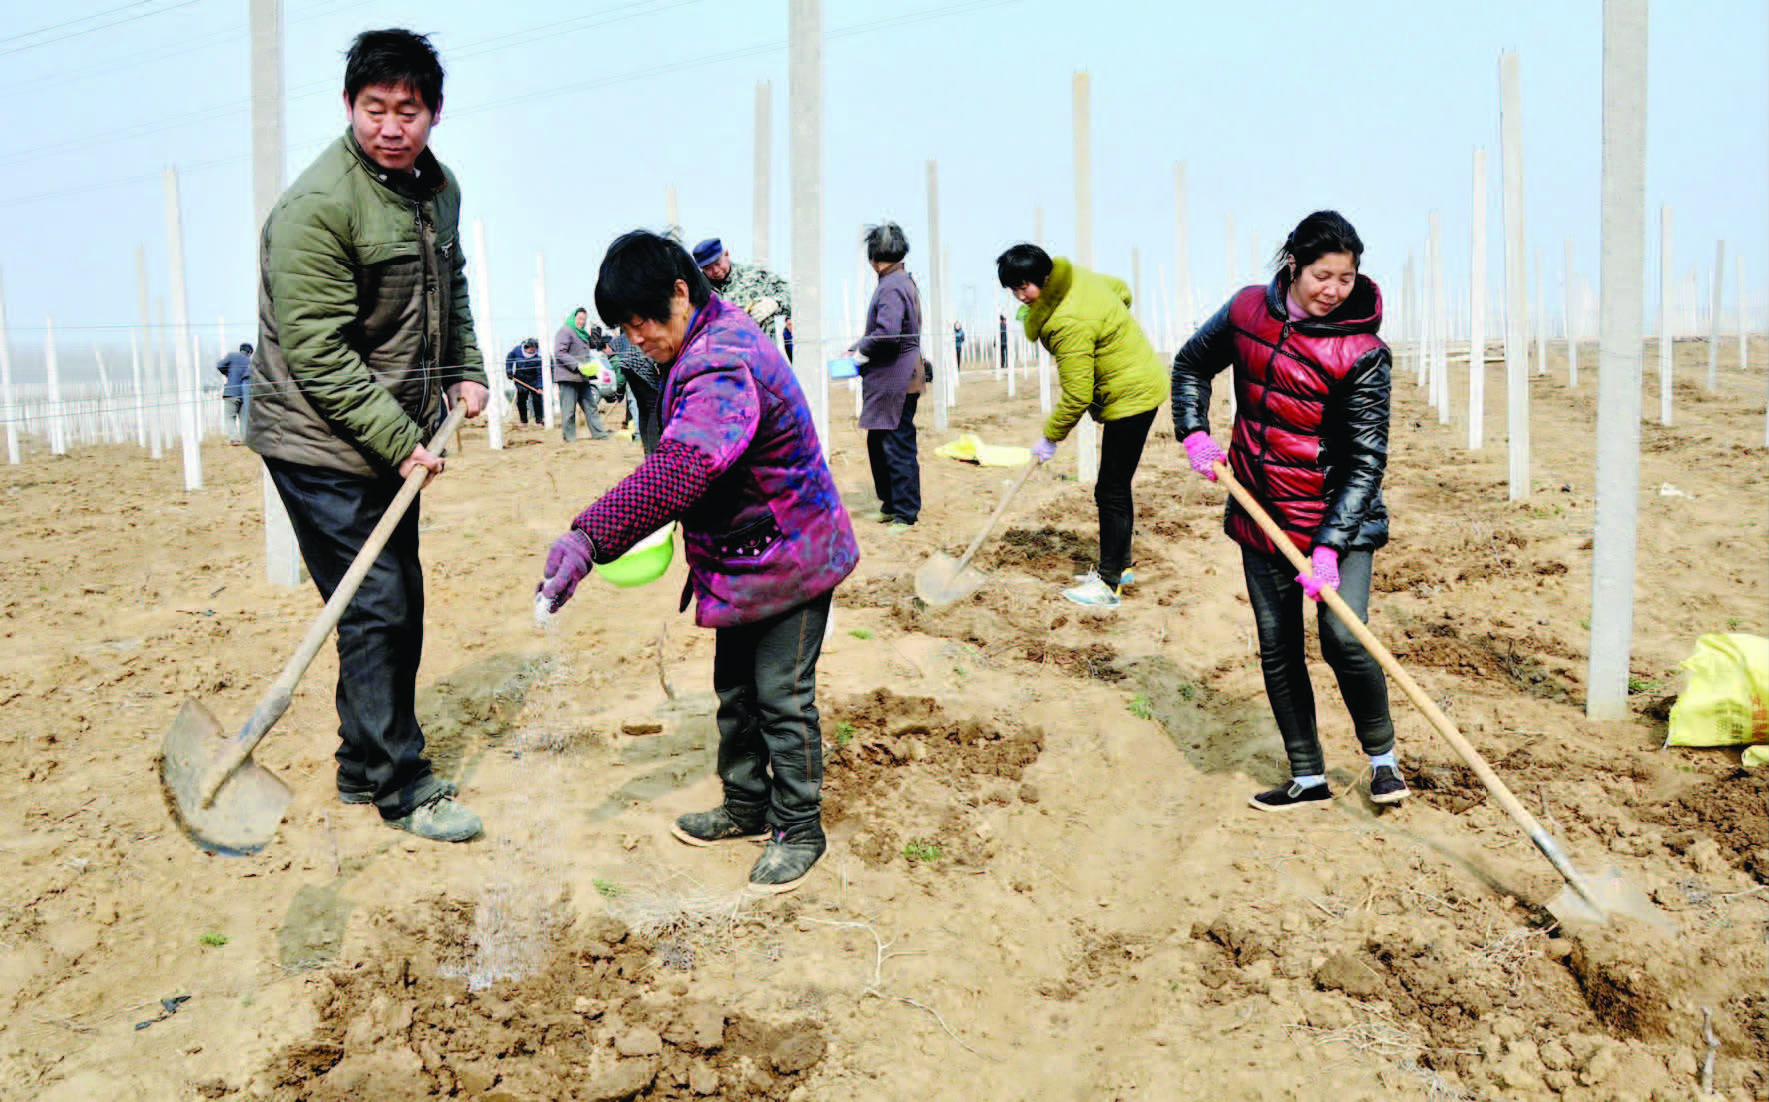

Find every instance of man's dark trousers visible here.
[264,458,448,819]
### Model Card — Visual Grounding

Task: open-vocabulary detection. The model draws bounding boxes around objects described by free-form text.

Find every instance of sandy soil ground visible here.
[0,337,1764,1102]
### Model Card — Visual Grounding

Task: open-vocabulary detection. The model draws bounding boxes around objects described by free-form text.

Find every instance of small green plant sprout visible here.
[1626,675,1660,695]
[903,838,944,863]
[1725,616,1743,631]
[848,627,874,640]
[593,878,624,899]
[1127,694,1155,720]
[834,721,856,746]
[198,932,229,948]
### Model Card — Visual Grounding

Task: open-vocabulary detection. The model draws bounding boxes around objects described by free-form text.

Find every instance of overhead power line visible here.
[0,0,204,61]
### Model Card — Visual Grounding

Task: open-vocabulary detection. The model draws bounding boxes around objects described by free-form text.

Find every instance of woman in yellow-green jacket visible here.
[998,243,1168,608]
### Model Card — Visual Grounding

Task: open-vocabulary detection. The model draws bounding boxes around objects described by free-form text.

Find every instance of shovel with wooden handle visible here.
[1214,462,1668,931]
[915,460,1040,608]
[159,403,468,855]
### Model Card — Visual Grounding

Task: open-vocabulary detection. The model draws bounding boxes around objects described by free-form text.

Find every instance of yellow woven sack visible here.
[1665,633,1769,750]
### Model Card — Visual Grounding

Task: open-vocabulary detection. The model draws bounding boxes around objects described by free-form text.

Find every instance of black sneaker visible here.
[670,806,769,847]
[1369,765,1411,806]
[1248,781,1333,812]
[747,822,827,894]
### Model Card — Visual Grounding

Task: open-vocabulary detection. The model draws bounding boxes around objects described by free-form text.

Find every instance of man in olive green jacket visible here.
[246,28,488,843]
[998,243,1168,609]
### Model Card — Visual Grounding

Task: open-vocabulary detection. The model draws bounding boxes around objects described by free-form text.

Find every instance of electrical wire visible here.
[0,1,159,47]
[0,0,204,61]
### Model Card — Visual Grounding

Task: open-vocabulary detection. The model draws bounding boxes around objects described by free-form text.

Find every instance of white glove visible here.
[747,297,780,323]
[850,348,869,366]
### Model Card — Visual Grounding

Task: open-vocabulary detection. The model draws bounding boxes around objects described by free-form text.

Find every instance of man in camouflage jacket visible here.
[692,238,792,342]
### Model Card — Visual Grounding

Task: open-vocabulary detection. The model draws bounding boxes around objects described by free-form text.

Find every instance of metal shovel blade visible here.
[159,698,292,856]
[1547,864,1675,933]
[915,552,989,608]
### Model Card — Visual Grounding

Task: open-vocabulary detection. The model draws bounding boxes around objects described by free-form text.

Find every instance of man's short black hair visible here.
[239,342,253,354]
[996,243,1053,290]
[345,29,445,114]
[595,231,711,326]
[521,337,538,349]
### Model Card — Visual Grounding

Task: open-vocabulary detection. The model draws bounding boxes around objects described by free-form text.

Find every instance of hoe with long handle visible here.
[1215,461,1665,930]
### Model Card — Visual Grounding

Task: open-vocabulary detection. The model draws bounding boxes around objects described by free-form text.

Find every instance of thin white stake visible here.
[46,318,66,455]
[1432,213,1450,425]
[0,268,16,465]
[1707,240,1725,391]
[1173,161,1191,338]
[164,166,202,490]
[1659,205,1674,424]
[1469,147,1488,449]
[471,219,503,451]
[1073,69,1097,485]
[1736,254,1746,381]
[926,160,948,432]
[1500,51,1530,500]
[1534,248,1547,376]
[789,0,826,455]
[130,328,146,448]
[1586,0,1649,721]
[1564,239,1579,386]
[535,254,554,429]
[753,80,771,265]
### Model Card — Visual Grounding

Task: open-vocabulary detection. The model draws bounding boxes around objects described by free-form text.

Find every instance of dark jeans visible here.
[1094,407,1157,587]
[558,379,606,441]
[513,376,543,424]
[866,392,920,524]
[1241,546,1394,778]
[712,589,831,831]
[264,458,448,819]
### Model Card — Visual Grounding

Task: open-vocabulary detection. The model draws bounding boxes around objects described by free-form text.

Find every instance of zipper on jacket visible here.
[1253,318,1292,499]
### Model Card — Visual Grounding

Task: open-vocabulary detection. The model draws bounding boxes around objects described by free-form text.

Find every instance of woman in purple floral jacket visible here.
[538,231,859,893]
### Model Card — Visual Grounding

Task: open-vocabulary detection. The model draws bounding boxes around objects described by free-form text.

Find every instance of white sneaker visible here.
[1071,568,1135,587]
[1062,574,1120,608]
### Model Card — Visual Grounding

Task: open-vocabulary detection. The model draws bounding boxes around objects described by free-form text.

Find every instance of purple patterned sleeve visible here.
[572,439,715,561]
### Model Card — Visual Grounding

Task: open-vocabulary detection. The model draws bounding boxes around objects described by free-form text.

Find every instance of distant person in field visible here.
[215,342,253,444]
[999,313,1009,370]
[997,242,1168,609]
[605,329,661,452]
[246,28,487,842]
[850,221,925,528]
[953,320,965,367]
[504,337,544,425]
[1171,210,1407,812]
[537,231,858,894]
[692,237,791,343]
[553,307,610,442]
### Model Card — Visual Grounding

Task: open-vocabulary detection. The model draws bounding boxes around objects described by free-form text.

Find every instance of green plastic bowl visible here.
[594,522,676,588]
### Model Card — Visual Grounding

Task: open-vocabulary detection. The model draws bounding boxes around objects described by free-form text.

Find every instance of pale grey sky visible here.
[0,0,1764,375]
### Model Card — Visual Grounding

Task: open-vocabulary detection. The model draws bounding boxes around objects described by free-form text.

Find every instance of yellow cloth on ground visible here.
[934,433,1032,468]
[1664,633,1768,756]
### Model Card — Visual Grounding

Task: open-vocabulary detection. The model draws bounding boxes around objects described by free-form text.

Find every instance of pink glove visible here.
[538,529,596,613]
[1182,431,1227,480]
[1298,546,1339,601]
[1031,437,1057,464]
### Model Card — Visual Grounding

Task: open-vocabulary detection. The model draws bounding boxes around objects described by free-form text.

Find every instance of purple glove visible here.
[1298,546,1340,601]
[1182,431,1227,480]
[1031,437,1057,464]
[538,529,596,613]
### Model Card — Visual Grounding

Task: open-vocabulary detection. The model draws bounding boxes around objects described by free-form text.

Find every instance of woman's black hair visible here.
[865,222,909,264]
[1275,210,1364,272]
[996,243,1053,290]
[344,29,445,114]
[594,230,712,326]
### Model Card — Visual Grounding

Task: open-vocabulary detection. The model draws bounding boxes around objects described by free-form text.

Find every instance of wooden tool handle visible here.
[948,460,1041,578]
[198,403,469,805]
[1213,462,1608,914]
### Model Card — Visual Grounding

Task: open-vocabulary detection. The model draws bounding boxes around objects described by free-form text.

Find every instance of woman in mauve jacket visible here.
[537,231,858,894]
[1170,210,1410,813]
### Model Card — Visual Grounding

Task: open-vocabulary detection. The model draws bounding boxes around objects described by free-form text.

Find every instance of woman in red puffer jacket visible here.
[1170,210,1408,813]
